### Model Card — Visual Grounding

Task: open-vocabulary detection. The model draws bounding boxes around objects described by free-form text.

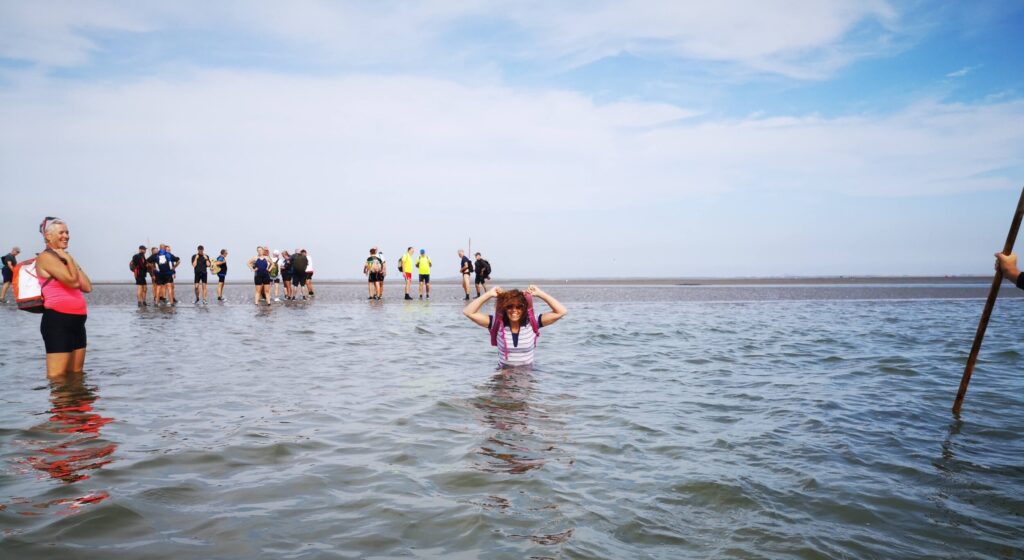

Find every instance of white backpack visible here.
[14,257,51,313]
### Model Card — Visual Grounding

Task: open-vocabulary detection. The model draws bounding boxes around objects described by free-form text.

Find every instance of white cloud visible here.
[945,66,975,79]
[0,1,899,78]
[1,71,1021,279]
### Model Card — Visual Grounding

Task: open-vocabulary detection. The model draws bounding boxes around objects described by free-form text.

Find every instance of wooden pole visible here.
[953,186,1024,414]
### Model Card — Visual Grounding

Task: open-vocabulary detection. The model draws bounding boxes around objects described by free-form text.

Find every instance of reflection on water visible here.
[473,368,549,475]
[11,374,115,516]
[470,369,575,548]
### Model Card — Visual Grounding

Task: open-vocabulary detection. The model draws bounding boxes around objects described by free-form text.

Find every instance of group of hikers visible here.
[130,244,316,306]
[124,244,493,306]
[17,214,1024,379]
[366,247,492,301]
[8,216,564,378]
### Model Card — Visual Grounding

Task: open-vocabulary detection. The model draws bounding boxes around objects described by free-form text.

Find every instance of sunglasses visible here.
[39,216,60,234]
[506,304,524,311]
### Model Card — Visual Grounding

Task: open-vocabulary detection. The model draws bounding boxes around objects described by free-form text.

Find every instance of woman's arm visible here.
[37,250,90,292]
[248,257,257,271]
[527,285,566,326]
[463,286,502,328]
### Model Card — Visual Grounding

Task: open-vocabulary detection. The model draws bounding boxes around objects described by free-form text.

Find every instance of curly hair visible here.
[495,289,529,326]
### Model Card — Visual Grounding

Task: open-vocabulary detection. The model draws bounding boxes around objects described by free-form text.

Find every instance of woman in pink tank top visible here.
[34,217,92,378]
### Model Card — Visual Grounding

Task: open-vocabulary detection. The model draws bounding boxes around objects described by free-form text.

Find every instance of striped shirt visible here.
[490,314,544,367]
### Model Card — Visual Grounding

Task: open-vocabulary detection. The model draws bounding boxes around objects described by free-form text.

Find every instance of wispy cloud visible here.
[0,1,900,79]
[945,65,976,78]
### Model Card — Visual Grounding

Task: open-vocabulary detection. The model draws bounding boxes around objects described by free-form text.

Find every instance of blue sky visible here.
[1,1,1023,280]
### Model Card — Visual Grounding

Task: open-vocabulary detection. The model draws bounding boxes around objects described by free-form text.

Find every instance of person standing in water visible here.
[290,248,308,300]
[34,217,92,378]
[281,250,294,300]
[474,252,491,297]
[214,249,228,301]
[415,249,432,299]
[130,245,148,307]
[463,285,566,368]
[191,245,211,305]
[458,249,474,301]
[304,250,316,297]
[364,248,385,300]
[146,247,160,305]
[249,246,272,305]
[401,246,415,300]
[1,246,20,303]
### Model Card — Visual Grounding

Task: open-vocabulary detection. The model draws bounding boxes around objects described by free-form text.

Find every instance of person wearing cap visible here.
[1,246,21,303]
[191,245,212,305]
[130,245,148,307]
[214,249,228,301]
[415,249,432,300]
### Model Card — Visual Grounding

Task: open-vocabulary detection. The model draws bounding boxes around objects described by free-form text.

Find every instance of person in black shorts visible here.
[1,246,20,303]
[248,246,272,305]
[281,250,294,300]
[214,249,228,301]
[191,245,211,305]
[130,245,148,307]
[290,248,308,300]
[474,252,491,296]
[364,247,385,300]
[146,247,159,305]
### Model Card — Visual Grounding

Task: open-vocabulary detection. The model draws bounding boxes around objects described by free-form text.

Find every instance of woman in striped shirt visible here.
[464,285,567,368]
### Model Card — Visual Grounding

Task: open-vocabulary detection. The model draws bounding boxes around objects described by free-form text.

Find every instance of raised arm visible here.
[527,285,566,326]
[464,286,502,328]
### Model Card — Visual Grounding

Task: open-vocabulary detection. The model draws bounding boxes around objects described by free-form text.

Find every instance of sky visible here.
[1,1,1023,281]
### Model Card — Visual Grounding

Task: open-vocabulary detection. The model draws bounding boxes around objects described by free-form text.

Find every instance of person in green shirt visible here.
[415,249,432,300]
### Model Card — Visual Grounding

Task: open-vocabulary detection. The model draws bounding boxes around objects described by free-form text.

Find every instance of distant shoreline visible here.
[91,275,994,287]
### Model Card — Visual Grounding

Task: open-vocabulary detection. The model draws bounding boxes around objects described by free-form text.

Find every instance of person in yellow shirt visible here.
[415,249,432,300]
[400,247,415,300]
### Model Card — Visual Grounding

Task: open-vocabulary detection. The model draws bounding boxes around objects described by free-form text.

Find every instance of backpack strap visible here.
[524,292,540,337]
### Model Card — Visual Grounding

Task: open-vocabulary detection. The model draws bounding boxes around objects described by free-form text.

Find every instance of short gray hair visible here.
[41,217,66,236]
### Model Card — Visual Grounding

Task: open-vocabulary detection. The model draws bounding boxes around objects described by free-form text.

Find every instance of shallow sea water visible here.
[1,283,1023,559]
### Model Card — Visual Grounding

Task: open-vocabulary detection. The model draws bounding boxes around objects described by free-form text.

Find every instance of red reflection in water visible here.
[24,374,117,484]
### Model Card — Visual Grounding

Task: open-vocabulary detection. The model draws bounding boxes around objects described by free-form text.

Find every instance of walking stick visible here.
[953,186,1024,414]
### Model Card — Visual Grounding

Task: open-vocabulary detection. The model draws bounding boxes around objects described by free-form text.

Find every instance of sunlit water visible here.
[2,283,1023,559]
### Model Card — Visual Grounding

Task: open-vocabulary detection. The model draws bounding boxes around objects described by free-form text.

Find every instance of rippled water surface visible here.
[2,283,1023,559]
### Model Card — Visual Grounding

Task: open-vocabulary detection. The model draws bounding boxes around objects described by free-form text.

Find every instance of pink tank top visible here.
[40,270,87,315]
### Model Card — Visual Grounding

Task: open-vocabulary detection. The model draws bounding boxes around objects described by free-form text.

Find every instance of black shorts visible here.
[254,272,271,286]
[40,309,87,354]
[475,276,487,285]
[217,273,226,283]
[155,273,172,285]
[270,276,281,283]
[368,272,383,282]
[419,274,430,283]
[135,274,147,286]
[194,271,208,284]
[2,268,12,283]
[282,272,293,282]
[292,273,306,286]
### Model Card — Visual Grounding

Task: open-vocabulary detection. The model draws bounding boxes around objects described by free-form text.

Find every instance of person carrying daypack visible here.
[474,252,491,296]
[130,245,148,307]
